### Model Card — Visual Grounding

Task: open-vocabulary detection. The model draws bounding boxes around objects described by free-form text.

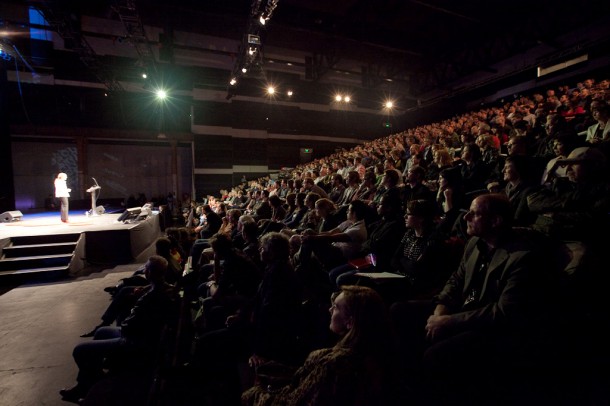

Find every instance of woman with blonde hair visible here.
[242,285,401,406]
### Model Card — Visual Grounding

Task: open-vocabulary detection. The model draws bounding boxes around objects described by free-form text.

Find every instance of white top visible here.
[54,178,71,198]
[332,219,367,260]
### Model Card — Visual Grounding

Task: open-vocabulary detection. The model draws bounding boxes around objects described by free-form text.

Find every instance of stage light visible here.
[344,96,351,103]
[259,15,266,25]
[267,86,275,95]
[335,95,343,102]
[241,67,247,73]
[287,90,293,96]
[230,78,237,86]
[142,73,147,79]
[384,100,394,109]
[156,89,167,100]
[248,47,256,56]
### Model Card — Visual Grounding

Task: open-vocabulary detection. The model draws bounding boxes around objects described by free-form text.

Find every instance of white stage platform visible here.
[0,212,162,274]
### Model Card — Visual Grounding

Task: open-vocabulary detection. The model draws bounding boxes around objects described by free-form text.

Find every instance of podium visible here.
[86,185,102,216]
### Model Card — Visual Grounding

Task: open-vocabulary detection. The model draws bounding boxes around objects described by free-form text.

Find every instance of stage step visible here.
[0,253,73,272]
[0,233,81,284]
[3,242,77,258]
[0,265,70,278]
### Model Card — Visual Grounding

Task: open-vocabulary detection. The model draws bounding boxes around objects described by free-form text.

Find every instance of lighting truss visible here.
[227,0,279,99]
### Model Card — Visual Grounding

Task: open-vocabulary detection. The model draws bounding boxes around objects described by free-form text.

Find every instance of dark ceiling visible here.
[135,0,610,93]
[12,0,610,112]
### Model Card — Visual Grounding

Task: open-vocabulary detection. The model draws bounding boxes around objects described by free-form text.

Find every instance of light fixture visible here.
[230,78,237,86]
[335,95,343,102]
[259,15,266,25]
[344,96,351,103]
[142,73,147,79]
[287,90,293,96]
[241,67,247,73]
[267,86,275,95]
[248,47,256,56]
[156,89,167,100]
[385,101,394,109]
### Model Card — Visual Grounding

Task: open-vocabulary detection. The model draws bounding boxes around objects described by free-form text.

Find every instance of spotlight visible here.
[142,73,147,79]
[335,95,343,102]
[384,101,394,109]
[156,89,167,100]
[248,47,256,56]
[230,78,237,86]
[287,90,293,97]
[259,15,266,25]
[344,96,351,103]
[241,67,247,73]
[267,86,275,95]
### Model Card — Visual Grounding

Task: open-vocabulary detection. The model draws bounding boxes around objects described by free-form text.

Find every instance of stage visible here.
[0,211,162,279]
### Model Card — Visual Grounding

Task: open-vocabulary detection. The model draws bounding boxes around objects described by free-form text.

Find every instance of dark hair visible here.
[348,199,368,221]
[210,233,233,256]
[155,237,172,258]
[406,199,436,222]
[383,169,400,186]
[504,155,532,180]
[241,221,259,241]
[295,192,307,207]
[439,167,462,188]
[269,194,282,208]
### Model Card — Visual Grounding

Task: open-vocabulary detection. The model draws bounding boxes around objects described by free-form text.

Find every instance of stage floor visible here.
[0,211,145,239]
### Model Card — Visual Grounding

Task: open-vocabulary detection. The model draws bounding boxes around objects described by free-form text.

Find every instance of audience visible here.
[63,76,610,404]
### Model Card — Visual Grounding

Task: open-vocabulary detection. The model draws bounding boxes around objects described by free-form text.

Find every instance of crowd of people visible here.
[60,77,610,405]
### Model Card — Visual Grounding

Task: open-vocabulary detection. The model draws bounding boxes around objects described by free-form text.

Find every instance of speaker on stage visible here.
[117,207,141,222]
[0,210,23,223]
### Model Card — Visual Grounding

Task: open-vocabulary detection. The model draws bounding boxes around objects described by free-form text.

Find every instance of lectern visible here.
[86,178,102,216]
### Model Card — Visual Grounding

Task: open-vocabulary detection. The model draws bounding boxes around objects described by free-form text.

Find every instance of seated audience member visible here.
[268,194,287,222]
[192,232,302,372]
[540,131,581,186]
[329,193,406,289]
[60,256,178,403]
[327,174,346,204]
[435,167,466,237]
[303,177,329,199]
[311,197,343,233]
[403,165,434,205]
[527,146,610,247]
[371,169,402,209]
[300,200,368,271]
[242,285,401,406]
[457,143,491,196]
[388,199,455,300]
[81,237,181,337]
[419,194,554,404]
[252,190,273,221]
[282,192,308,229]
[494,155,538,226]
[336,170,361,206]
[195,233,262,333]
[293,192,321,233]
[353,169,378,203]
[583,101,610,144]
[195,204,223,239]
